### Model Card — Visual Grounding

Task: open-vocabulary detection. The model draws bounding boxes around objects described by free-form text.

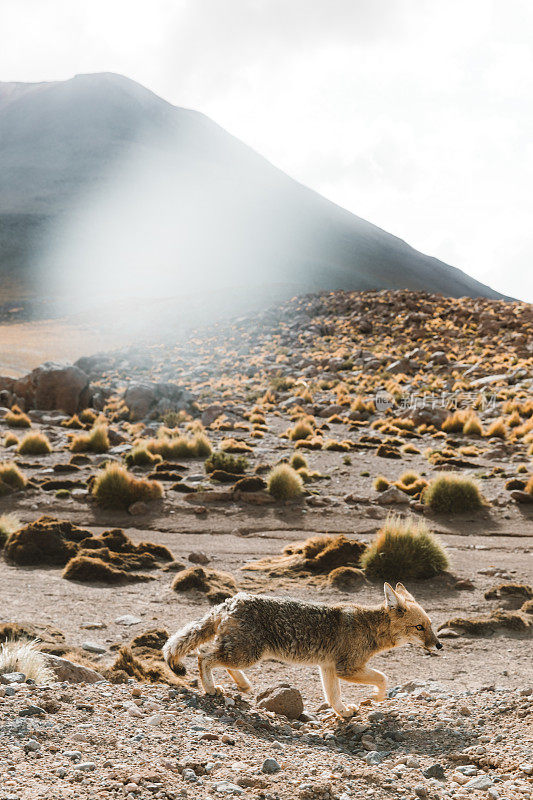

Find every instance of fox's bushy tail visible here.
[163,606,222,676]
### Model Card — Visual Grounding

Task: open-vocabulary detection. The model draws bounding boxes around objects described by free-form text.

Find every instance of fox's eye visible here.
[415,625,424,631]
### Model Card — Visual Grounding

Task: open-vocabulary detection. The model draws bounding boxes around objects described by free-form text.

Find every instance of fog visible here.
[40,125,302,328]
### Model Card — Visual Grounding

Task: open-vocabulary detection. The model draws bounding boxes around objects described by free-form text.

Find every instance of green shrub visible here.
[92,463,163,510]
[423,473,484,513]
[267,464,303,501]
[205,450,248,475]
[361,516,449,580]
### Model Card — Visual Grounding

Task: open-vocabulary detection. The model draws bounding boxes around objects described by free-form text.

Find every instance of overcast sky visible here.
[2,0,532,301]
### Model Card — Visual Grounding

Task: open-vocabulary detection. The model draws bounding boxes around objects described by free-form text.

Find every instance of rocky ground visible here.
[0,288,532,799]
[1,674,532,800]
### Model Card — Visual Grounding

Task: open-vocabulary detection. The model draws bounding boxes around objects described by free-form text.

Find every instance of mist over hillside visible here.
[0,72,506,306]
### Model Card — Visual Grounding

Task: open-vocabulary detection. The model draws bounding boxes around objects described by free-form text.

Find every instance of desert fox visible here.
[163,583,442,718]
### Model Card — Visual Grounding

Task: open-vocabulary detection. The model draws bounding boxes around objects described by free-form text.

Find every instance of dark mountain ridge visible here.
[0,72,507,301]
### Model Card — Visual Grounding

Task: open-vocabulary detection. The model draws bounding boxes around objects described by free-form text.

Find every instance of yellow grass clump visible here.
[267,464,303,501]
[147,432,212,459]
[125,444,162,468]
[92,463,163,510]
[69,424,110,453]
[361,516,449,580]
[17,432,52,456]
[0,462,27,496]
[423,473,484,513]
[4,405,31,428]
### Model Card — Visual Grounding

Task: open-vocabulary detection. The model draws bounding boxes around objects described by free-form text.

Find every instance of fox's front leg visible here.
[319,665,357,718]
[339,666,387,701]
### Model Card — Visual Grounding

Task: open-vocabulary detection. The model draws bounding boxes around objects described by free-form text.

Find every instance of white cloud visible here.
[1,0,532,300]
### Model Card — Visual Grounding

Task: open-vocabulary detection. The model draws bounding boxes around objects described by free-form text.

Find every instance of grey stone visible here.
[1,672,26,684]
[261,758,281,774]
[44,654,104,684]
[81,641,106,654]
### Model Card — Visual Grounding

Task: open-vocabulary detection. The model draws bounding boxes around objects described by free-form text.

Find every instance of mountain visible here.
[0,72,506,302]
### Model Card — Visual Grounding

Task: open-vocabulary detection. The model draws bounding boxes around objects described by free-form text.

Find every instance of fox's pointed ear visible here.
[384,582,404,608]
[395,582,415,602]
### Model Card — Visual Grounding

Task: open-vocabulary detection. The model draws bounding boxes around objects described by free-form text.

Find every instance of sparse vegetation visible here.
[0,513,19,549]
[486,418,507,439]
[17,432,52,455]
[69,423,110,453]
[0,462,27,496]
[289,452,308,470]
[423,473,484,513]
[0,638,54,684]
[374,475,390,492]
[361,516,449,580]
[4,405,31,428]
[288,418,315,441]
[205,450,248,475]
[462,414,483,436]
[92,463,163,509]
[147,432,212,459]
[3,432,19,448]
[267,463,303,500]
[125,443,163,467]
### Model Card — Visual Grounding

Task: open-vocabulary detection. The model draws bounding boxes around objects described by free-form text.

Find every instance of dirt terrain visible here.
[0,288,531,798]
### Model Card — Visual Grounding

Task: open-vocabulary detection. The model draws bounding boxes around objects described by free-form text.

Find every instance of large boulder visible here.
[124,381,197,421]
[44,654,104,684]
[0,362,91,415]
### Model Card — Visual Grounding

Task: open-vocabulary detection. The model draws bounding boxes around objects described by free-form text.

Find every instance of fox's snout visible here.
[435,639,443,650]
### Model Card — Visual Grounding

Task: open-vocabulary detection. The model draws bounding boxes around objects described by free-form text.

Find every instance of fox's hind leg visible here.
[198,651,225,695]
[198,636,256,695]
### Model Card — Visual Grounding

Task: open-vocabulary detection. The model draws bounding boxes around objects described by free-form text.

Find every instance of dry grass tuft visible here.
[289,453,308,470]
[327,566,367,591]
[92,463,163,509]
[485,418,507,439]
[69,423,110,453]
[125,443,162,467]
[361,516,449,581]
[171,566,237,604]
[244,534,366,576]
[0,638,55,684]
[267,463,303,500]
[0,462,27,497]
[462,414,483,436]
[16,432,52,455]
[62,555,154,584]
[423,473,484,513]
[374,475,390,492]
[4,405,31,428]
[4,432,19,448]
[4,516,90,566]
[147,432,212,459]
[287,418,315,441]
[0,513,19,549]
